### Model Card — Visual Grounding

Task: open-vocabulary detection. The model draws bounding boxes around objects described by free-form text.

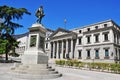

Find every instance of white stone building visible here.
[14,32,29,57]
[15,20,120,63]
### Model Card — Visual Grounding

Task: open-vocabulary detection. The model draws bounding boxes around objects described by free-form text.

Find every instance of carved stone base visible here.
[22,50,48,64]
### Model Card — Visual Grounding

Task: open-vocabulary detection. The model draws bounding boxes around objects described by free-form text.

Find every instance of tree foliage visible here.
[0,39,8,54]
[0,5,31,60]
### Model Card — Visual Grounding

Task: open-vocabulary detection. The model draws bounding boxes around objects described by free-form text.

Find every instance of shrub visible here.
[55,60,120,73]
[66,60,73,66]
[73,60,81,67]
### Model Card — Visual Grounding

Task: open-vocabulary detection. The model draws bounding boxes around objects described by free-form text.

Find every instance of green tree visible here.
[0,39,8,54]
[0,5,31,61]
[9,37,20,57]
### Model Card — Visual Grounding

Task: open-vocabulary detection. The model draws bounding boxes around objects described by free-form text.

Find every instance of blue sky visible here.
[0,0,120,34]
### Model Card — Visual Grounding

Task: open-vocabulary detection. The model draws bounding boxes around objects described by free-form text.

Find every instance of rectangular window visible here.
[78,50,82,59]
[87,28,90,31]
[79,30,82,33]
[87,50,90,59]
[46,43,48,48]
[104,24,107,27]
[117,35,119,44]
[104,33,108,41]
[78,38,82,45]
[119,49,120,60]
[95,35,99,42]
[104,49,109,59]
[95,50,99,59]
[87,36,90,43]
[95,26,98,29]
[115,48,118,60]
[114,34,116,43]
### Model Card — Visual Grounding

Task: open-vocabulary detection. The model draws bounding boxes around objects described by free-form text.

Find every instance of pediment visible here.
[49,28,71,38]
[53,31,68,37]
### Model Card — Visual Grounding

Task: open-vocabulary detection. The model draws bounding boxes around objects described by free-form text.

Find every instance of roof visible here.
[72,19,116,30]
[13,32,29,39]
[46,28,54,32]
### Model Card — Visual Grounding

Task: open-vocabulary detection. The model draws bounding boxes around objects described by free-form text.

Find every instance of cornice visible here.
[83,42,114,47]
[83,26,112,34]
[50,33,77,40]
[49,28,77,38]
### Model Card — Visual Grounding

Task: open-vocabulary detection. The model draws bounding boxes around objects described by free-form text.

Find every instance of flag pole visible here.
[64,19,67,29]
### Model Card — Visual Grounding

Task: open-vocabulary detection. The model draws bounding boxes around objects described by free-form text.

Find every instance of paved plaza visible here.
[0,63,120,80]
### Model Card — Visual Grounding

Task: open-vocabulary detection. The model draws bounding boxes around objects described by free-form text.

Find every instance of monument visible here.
[10,6,62,80]
[22,6,47,64]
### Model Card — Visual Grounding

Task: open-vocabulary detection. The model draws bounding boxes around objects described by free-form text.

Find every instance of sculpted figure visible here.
[35,6,45,24]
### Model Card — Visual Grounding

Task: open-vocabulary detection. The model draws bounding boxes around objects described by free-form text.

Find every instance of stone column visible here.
[66,39,68,59]
[56,41,59,59]
[49,42,51,59]
[50,42,53,59]
[70,39,73,59]
[53,42,55,59]
[61,40,64,59]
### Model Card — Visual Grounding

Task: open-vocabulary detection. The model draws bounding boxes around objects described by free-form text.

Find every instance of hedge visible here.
[55,60,120,74]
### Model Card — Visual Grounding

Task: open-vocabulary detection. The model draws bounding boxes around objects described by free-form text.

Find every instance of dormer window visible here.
[87,28,90,31]
[79,30,82,33]
[104,24,107,27]
[95,26,98,29]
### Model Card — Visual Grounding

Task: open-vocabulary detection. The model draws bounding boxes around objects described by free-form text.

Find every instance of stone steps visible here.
[14,69,58,74]
[10,63,62,80]
[9,70,62,80]
[15,67,55,71]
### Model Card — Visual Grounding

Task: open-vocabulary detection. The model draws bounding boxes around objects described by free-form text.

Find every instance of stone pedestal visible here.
[22,23,48,64]
[22,50,48,64]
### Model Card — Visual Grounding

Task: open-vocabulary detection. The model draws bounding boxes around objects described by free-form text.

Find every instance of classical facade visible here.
[15,20,120,63]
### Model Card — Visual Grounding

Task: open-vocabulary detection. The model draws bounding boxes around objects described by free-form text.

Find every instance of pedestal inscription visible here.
[30,35,37,47]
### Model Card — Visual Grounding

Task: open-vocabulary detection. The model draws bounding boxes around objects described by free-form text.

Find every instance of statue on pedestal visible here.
[10,6,62,80]
[35,6,45,24]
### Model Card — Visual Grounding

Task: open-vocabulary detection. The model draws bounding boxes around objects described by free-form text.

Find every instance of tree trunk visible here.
[5,49,8,61]
[5,52,8,61]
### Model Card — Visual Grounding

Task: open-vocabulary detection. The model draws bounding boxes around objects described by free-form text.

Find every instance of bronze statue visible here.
[35,6,45,24]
